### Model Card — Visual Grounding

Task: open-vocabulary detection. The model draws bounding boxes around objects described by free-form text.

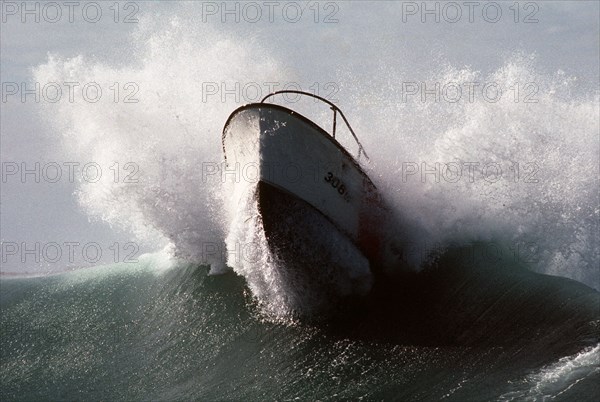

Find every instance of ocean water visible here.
[1,253,598,400]
[2,1,599,400]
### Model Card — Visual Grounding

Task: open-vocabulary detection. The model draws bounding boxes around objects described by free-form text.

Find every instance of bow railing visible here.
[261,90,369,161]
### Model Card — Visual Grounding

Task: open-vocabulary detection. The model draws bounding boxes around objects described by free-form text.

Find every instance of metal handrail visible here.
[261,90,369,161]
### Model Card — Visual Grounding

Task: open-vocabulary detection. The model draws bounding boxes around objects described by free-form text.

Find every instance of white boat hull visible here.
[223,104,397,300]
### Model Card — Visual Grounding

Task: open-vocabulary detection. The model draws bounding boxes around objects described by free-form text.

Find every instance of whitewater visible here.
[1,1,599,400]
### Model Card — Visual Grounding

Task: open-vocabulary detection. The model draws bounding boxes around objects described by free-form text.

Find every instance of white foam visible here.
[33,18,289,267]
[33,12,599,311]
[499,344,600,401]
[354,56,599,286]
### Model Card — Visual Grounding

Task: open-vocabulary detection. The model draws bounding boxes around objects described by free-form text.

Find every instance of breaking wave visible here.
[32,11,599,316]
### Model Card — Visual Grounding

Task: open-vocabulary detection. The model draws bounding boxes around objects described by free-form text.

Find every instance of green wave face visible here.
[1,255,598,401]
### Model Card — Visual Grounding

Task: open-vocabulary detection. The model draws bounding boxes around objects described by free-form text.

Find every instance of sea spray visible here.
[33,14,599,314]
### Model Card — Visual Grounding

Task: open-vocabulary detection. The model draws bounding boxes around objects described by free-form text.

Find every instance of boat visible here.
[222,91,401,303]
